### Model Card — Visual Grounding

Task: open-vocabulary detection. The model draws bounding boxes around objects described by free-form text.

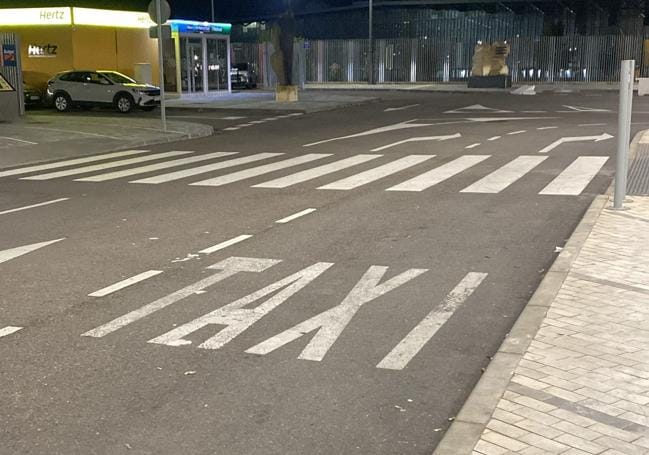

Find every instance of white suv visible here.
[47,70,160,113]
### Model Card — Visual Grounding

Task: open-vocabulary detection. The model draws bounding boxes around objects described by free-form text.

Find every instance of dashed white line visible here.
[488,136,502,141]
[276,208,317,224]
[578,123,608,127]
[0,326,23,338]
[538,126,559,130]
[223,127,240,131]
[465,143,481,149]
[199,235,253,254]
[88,270,164,297]
[236,124,253,128]
[507,130,527,135]
[0,198,69,216]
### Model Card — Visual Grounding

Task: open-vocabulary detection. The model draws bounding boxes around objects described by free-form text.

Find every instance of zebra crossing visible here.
[0,149,610,196]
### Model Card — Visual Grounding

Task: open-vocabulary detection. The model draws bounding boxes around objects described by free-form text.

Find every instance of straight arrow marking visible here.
[371,133,461,152]
[538,133,614,154]
[0,238,65,265]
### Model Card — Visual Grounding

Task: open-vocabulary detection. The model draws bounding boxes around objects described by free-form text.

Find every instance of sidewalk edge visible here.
[430,132,648,454]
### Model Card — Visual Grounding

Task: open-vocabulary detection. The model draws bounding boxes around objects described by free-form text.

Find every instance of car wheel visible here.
[140,106,156,112]
[115,93,134,113]
[53,92,71,112]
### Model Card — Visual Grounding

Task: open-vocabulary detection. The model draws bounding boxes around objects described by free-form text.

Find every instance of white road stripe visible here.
[131,153,282,184]
[88,270,163,297]
[22,151,192,180]
[488,136,501,141]
[199,235,253,254]
[507,130,527,135]
[539,156,608,195]
[223,127,240,131]
[0,238,65,264]
[318,155,435,190]
[276,208,317,224]
[0,150,152,178]
[0,136,38,145]
[0,198,69,215]
[387,155,490,192]
[377,272,488,370]
[82,257,281,338]
[538,126,558,130]
[578,123,608,127]
[0,326,23,338]
[460,156,548,193]
[253,154,382,188]
[191,154,331,187]
[75,152,237,182]
[465,143,481,149]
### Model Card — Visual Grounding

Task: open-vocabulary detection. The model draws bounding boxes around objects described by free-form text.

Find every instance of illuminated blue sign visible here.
[169,20,231,35]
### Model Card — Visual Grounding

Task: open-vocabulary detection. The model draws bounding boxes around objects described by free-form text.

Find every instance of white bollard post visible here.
[614,60,634,209]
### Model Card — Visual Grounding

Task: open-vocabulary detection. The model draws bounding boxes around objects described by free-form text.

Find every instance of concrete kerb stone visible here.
[432,176,620,454]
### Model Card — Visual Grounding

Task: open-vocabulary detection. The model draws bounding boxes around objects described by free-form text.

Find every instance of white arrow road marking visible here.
[444,104,512,114]
[0,238,65,265]
[538,133,614,154]
[82,257,280,338]
[275,208,317,224]
[199,235,253,254]
[377,272,488,370]
[461,156,548,194]
[0,198,69,216]
[384,104,420,112]
[22,151,192,180]
[303,120,435,147]
[0,136,38,145]
[370,133,461,152]
[148,262,334,350]
[254,155,382,188]
[0,326,23,338]
[562,105,612,113]
[0,150,152,178]
[246,266,428,361]
[88,270,164,297]
[539,156,609,195]
[386,155,490,192]
[465,117,558,122]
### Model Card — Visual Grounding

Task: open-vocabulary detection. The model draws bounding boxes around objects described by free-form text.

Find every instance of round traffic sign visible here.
[148,0,171,24]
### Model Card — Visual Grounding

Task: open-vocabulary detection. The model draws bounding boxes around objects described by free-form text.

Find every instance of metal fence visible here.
[233,34,647,86]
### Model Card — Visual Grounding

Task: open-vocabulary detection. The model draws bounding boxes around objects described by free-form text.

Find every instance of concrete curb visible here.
[431,131,646,455]
[165,96,381,113]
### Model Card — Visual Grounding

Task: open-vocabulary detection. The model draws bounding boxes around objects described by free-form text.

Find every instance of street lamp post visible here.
[368,0,374,84]
[211,0,215,22]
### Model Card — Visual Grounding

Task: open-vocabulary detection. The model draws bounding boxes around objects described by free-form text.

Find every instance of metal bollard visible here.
[614,59,634,209]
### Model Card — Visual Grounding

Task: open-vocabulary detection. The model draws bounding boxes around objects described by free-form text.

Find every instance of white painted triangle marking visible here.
[445,104,513,114]
[0,238,65,265]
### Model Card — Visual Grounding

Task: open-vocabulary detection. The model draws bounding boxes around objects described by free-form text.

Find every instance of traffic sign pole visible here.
[156,0,167,132]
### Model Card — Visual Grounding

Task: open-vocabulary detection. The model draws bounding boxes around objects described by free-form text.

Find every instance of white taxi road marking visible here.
[190,154,331,187]
[318,155,435,190]
[377,272,488,370]
[460,156,548,194]
[148,262,334,350]
[75,152,237,182]
[88,270,164,297]
[386,155,490,192]
[0,238,65,265]
[246,265,428,361]
[253,155,382,188]
[0,150,151,178]
[0,198,69,216]
[22,151,192,180]
[199,235,253,254]
[131,153,282,184]
[0,326,23,338]
[275,208,317,224]
[82,257,280,338]
[539,156,609,196]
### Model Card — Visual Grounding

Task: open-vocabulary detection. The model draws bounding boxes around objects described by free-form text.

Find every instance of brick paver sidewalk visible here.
[473,197,649,455]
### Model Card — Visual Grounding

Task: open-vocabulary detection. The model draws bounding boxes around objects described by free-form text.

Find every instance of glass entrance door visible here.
[207,38,228,91]
[180,37,204,94]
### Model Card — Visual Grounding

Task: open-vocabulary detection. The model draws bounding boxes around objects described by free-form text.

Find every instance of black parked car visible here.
[23,82,43,107]
[230,63,258,89]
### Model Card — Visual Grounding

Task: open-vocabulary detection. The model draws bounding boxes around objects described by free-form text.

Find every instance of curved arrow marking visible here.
[538,133,614,154]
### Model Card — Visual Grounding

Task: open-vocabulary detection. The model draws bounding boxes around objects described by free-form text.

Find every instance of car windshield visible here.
[100,71,136,84]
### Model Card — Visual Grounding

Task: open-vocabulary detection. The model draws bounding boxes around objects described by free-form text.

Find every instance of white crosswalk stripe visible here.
[386,155,490,192]
[0,150,152,178]
[460,156,548,194]
[131,153,283,184]
[190,154,331,187]
[75,152,238,182]
[22,151,192,180]
[318,155,435,190]
[253,154,382,188]
[539,156,609,195]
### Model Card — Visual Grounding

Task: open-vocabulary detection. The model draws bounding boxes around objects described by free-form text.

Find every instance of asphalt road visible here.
[1,90,645,455]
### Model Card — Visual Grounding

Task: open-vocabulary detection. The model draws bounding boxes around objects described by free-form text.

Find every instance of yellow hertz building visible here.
[0,6,232,94]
